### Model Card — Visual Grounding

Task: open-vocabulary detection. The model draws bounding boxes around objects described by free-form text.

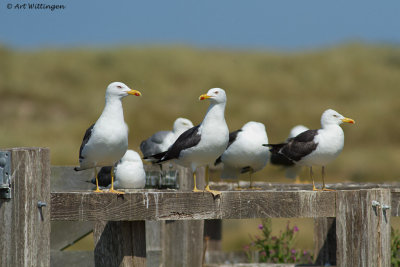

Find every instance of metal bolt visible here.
[37,201,47,208]
[372,200,381,207]
[382,204,391,210]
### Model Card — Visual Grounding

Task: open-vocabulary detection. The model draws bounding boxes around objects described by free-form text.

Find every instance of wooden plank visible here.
[93,220,146,267]
[210,181,400,191]
[50,190,336,221]
[336,189,391,267]
[162,165,205,267]
[50,251,94,267]
[51,221,93,250]
[0,147,51,267]
[145,221,163,267]
[313,218,336,265]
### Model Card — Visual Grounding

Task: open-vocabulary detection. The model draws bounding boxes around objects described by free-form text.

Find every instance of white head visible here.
[199,88,227,104]
[242,121,267,134]
[121,150,142,163]
[321,109,355,128]
[289,125,309,138]
[105,82,141,100]
[172,118,194,133]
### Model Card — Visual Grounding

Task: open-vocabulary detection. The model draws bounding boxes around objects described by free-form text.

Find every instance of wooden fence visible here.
[1,147,399,267]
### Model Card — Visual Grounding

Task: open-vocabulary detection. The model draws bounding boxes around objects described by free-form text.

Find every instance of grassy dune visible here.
[0,43,399,183]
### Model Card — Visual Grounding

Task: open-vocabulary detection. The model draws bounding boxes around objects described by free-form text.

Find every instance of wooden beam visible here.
[162,166,205,267]
[93,220,146,267]
[51,190,336,221]
[336,189,391,267]
[0,147,51,267]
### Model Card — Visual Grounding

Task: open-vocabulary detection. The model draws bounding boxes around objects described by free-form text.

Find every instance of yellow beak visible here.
[342,117,355,124]
[199,94,211,100]
[127,89,142,96]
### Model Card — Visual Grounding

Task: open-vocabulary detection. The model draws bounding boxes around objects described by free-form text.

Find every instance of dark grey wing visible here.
[215,129,242,165]
[157,125,201,163]
[280,129,319,162]
[78,123,95,160]
[140,131,170,157]
[270,153,295,166]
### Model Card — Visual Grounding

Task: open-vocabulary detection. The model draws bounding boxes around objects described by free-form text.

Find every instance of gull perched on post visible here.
[74,82,141,194]
[146,88,229,196]
[265,109,355,191]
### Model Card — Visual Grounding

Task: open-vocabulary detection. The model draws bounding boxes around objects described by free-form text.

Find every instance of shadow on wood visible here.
[94,221,146,267]
[313,218,336,265]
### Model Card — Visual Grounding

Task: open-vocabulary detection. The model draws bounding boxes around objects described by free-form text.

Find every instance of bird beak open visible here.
[127,89,142,96]
[199,94,211,100]
[342,117,355,124]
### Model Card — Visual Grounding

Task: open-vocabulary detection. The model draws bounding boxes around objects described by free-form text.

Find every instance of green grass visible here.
[0,43,399,182]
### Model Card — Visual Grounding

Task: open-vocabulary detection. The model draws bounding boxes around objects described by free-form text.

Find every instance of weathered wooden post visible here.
[162,165,205,267]
[93,220,146,267]
[336,189,391,267]
[0,147,51,267]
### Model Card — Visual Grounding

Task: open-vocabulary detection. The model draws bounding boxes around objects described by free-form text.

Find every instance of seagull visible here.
[92,150,146,189]
[146,88,229,196]
[140,118,194,161]
[265,109,355,191]
[74,82,141,194]
[214,121,269,189]
[269,125,309,181]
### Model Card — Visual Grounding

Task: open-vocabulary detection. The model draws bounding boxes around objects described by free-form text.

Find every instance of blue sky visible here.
[1,0,400,50]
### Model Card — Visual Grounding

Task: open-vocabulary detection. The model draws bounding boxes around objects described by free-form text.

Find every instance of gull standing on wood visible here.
[140,118,194,160]
[92,150,146,189]
[214,121,269,189]
[146,88,229,196]
[265,109,355,191]
[75,82,141,194]
[269,125,309,181]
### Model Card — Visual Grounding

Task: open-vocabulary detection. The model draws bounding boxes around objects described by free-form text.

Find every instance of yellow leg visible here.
[248,170,261,190]
[94,167,104,193]
[109,166,125,194]
[234,181,245,191]
[193,172,202,192]
[204,166,221,197]
[321,166,335,191]
[311,166,321,191]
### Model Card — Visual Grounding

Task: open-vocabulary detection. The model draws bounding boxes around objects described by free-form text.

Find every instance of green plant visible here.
[244,219,313,264]
[392,227,400,267]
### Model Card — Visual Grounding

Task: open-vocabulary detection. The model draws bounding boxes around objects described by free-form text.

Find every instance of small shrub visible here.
[244,219,313,264]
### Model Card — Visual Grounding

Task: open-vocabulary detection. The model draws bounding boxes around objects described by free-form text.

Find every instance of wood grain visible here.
[93,220,146,267]
[50,190,336,221]
[336,189,391,267]
[0,147,51,267]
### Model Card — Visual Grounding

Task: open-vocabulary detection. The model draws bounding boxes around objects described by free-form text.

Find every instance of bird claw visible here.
[204,185,221,197]
[192,187,203,193]
[94,188,105,193]
[322,187,335,191]
[248,187,262,190]
[109,189,125,194]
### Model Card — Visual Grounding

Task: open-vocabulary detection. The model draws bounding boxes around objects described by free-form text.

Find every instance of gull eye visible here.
[214,91,219,94]
[333,114,338,118]
[117,85,122,89]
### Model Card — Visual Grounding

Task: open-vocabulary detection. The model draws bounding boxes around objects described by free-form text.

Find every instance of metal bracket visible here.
[0,151,11,199]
